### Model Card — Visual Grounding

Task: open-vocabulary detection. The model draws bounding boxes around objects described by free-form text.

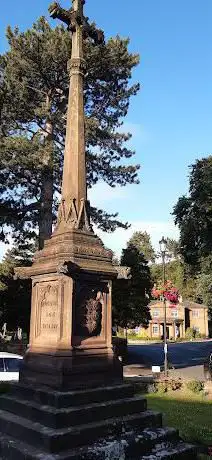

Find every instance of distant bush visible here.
[195,332,206,339]
[186,380,204,394]
[156,381,168,393]
[185,328,206,341]
[169,378,182,391]
[117,332,161,341]
[185,328,196,340]
[152,378,182,394]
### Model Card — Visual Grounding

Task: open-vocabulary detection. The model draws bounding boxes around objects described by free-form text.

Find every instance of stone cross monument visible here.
[0,5,196,457]
[17,0,122,390]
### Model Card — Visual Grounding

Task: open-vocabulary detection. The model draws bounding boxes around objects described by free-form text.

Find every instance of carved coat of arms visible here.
[75,287,104,337]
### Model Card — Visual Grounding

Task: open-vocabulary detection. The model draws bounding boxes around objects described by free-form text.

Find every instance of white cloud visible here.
[88,182,129,206]
[121,122,149,145]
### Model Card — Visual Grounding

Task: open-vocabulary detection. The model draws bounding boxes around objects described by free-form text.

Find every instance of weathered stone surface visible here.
[11,383,134,408]
[0,394,147,429]
[0,407,162,452]
[0,423,196,460]
[0,382,197,459]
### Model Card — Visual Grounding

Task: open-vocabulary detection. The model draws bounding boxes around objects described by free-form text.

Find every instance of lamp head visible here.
[159,236,167,254]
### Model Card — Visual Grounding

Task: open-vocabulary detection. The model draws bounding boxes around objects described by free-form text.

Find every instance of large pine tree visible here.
[0,18,140,249]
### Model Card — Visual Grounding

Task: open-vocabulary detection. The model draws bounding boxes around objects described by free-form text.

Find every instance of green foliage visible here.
[153,379,183,394]
[150,259,198,303]
[173,158,212,309]
[113,243,152,328]
[185,327,196,340]
[186,380,204,394]
[196,256,212,318]
[156,381,168,393]
[0,247,32,331]
[0,18,140,248]
[173,156,212,269]
[169,379,183,391]
[196,273,212,305]
[127,231,156,263]
[166,238,181,260]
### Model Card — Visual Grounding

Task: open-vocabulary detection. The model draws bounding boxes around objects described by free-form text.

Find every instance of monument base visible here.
[0,382,196,459]
[20,348,123,390]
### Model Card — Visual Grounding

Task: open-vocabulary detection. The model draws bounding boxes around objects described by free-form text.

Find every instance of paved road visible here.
[127,341,212,369]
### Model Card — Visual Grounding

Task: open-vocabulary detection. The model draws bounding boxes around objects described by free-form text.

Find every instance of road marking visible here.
[192,357,205,361]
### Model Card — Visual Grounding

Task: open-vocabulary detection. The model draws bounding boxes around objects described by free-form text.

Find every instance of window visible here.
[4,358,22,372]
[153,325,159,335]
[171,310,178,318]
[152,310,160,318]
[192,310,200,318]
[0,359,4,372]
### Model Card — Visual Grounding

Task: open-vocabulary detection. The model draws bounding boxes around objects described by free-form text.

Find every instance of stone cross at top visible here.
[48,1,104,233]
[49,1,104,44]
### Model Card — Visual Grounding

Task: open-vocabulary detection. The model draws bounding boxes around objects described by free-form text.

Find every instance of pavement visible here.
[124,340,212,380]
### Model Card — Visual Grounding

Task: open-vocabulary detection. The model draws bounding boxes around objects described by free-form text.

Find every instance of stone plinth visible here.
[16,228,123,390]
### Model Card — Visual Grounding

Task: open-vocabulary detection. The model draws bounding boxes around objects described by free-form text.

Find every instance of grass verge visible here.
[146,390,212,447]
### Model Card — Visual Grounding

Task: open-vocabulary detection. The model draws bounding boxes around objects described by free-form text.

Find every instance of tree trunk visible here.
[38,119,54,250]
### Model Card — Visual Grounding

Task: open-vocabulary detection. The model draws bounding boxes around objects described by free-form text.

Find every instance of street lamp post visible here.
[159,236,168,377]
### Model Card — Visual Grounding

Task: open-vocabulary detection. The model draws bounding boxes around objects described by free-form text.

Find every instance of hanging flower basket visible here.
[152,282,179,305]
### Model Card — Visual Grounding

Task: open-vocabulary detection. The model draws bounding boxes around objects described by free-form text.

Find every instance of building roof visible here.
[148,300,208,309]
[183,300,208,310]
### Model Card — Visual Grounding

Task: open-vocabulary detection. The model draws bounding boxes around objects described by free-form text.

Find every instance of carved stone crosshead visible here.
[49,1,104,44]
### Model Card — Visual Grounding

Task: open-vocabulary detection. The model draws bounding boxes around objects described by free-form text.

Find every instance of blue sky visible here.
[0,0,212,257]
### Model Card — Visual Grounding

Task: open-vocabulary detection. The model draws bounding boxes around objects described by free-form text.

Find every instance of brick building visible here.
[143,300,209,339]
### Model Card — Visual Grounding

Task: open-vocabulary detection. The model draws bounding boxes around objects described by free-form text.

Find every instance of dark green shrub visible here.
[186,380,204,394]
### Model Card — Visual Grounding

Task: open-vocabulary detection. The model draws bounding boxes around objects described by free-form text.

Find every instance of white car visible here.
[0,352,23,382]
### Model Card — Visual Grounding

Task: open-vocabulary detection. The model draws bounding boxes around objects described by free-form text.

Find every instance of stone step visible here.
[0,394,147,429]
[0,408,162,453]
[10,382,134,408]
[0,427,185,460]
[141,440,196,459]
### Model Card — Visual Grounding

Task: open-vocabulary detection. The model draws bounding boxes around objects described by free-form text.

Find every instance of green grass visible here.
[198,456,211,460]
[146,390,212,447]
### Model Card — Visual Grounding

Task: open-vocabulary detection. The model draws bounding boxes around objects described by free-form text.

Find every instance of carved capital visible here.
[56,197,92,233]
[68,57,87,76]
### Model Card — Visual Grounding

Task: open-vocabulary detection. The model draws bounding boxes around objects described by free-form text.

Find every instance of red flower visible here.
[152,281,179,304]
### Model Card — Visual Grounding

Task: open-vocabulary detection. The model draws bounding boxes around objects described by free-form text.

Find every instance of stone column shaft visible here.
[60,0,87,226]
